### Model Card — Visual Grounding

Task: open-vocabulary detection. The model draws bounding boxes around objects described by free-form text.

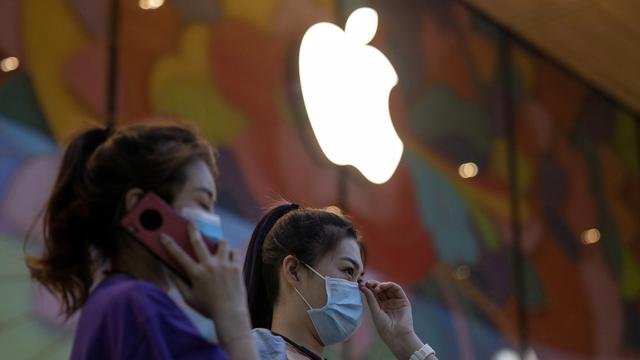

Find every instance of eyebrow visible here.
[193,187,216,202]
[340,257,363,274]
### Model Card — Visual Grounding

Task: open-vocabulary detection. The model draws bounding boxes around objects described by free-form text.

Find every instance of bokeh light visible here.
[1,57,19,72]
[458,162,479,179]
[139,0,164,10]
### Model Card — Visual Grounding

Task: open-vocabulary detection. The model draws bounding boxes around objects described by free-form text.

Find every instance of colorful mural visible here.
[0,0,638,359]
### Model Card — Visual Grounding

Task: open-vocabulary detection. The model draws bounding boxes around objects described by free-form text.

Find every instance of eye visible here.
[199,201,213,212]
[194,192,214,210]
[344,267,355,277]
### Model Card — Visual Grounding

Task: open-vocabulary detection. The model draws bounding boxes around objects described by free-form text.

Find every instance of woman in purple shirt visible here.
[26,124,257,360]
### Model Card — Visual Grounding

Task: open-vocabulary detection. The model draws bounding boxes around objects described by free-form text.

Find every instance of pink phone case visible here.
[120,192,214,283]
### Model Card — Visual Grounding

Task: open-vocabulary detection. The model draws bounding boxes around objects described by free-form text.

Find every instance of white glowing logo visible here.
[299,7,404,184]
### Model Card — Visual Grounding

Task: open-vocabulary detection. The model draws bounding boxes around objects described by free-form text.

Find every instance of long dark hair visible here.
[243,203,366,329]
[25,122,217,317]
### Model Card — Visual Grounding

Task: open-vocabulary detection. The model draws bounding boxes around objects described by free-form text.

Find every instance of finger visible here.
[228,249,239,264]
[376,290,389,302]
[359,283,381,313]
[160,233,197,277]
[187,223,210,263]
[365,280,380,289]
[372,283,390,301]
[366,281,384,300]
[366,281,383,296]
[365,280,387,300]
[215,239,229,259]
[379,282,406,300]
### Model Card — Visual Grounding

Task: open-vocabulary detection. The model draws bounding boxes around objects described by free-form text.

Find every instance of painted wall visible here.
[0,0,638,358]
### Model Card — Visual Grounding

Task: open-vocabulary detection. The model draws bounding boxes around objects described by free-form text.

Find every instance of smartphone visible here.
[120,192,217,283]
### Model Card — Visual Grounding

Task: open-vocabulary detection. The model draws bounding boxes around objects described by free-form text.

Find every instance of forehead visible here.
[183,160,216,191]
[330,237,363,266]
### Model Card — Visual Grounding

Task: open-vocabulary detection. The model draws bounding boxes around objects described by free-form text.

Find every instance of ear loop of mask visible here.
[292,263,327,310]
[272,237,325,310]
[294,287,313,310]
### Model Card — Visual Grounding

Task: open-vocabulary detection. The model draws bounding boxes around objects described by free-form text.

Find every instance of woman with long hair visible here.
[26,123,257,360]
[244,204,437,359]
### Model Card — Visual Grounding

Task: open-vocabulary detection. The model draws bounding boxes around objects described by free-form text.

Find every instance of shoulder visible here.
[74,276,229,360]
[85,276,180,323]
[251,328,288,360]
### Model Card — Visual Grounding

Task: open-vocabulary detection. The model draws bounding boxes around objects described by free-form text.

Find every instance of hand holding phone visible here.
[120,192,222,282]
[159,229,245,323]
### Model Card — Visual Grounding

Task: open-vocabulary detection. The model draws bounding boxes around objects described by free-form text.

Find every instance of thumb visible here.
[360,283,381,314]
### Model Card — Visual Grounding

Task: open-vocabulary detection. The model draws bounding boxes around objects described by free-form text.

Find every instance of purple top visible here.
[71,275,229,360]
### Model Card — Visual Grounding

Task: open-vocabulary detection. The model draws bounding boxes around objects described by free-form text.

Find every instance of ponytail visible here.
[26,127,110,317]
[243,203,365,330]
[243,203,299,329]
[26,122,218,318]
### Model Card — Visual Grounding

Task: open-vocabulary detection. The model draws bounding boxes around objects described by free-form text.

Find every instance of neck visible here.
[110,236,169,291]
[272,299,324,357]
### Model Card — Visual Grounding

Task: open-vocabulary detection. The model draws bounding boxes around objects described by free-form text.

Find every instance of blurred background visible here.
[0,0,638,359]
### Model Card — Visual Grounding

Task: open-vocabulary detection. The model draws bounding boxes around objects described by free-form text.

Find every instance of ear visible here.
[281,255,302,287]
[124,188,144,212]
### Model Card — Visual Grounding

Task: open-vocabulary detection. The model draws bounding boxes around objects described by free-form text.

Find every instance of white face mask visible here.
[180,208,223,241]
[294,262,364,346]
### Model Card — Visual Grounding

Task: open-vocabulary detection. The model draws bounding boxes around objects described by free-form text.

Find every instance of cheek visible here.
[308,277,328,308]
[171,194,195,211]
[170,194,186,209]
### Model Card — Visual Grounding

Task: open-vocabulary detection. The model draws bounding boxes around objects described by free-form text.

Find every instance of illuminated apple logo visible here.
[299,7,404,184]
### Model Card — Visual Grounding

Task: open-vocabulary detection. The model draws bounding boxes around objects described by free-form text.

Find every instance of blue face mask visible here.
[294,262,364,346]
[180,208,224,242]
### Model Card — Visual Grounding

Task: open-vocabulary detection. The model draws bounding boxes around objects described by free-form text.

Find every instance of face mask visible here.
[294,262,364,346]
[180,208,224,242]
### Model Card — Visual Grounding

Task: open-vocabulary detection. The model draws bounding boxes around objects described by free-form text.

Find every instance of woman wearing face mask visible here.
[26,124,258,360]
[243,204,437,360]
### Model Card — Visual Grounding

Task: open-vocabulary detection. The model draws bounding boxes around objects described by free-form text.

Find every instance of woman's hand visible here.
[360,280,424,359]
[160,224,257,360]
[160,224,245,320]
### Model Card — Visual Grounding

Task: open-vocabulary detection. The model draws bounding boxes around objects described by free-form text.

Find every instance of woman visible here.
[26,124,257,360]
[244,204,437,359]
